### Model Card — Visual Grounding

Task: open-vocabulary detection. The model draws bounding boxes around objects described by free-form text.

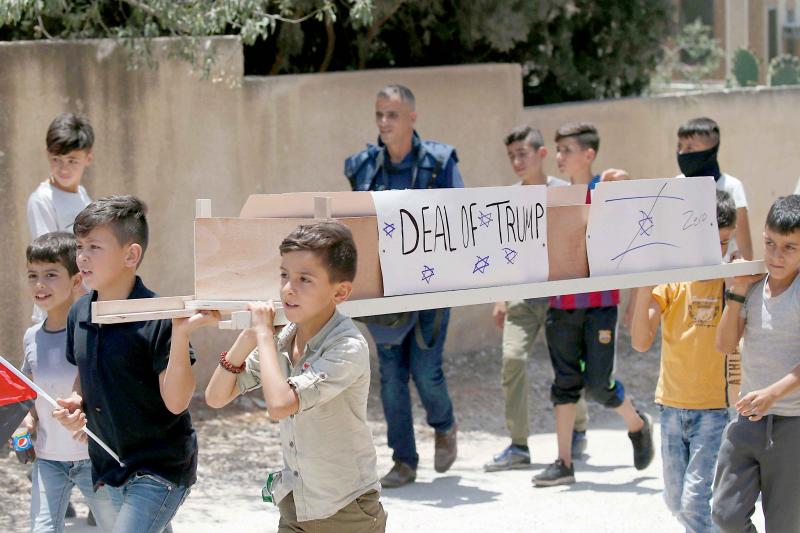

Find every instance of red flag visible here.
[0,361,37,444]
[0,363,37,406]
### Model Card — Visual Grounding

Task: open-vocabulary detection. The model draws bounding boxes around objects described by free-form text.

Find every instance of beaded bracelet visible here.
[219,351,246,374]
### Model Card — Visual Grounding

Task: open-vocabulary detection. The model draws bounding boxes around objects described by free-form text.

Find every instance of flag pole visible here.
[0,355,125,467]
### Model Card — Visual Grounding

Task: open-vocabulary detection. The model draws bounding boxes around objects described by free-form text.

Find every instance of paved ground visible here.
[62,423,765,533]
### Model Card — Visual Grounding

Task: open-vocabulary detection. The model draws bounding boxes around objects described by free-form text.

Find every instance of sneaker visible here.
[571,430,588,459]
[629,411,654,470]
[533,459,575,487]
[484,445,531,472]
[434,423,458,473]
[380,461,416,488]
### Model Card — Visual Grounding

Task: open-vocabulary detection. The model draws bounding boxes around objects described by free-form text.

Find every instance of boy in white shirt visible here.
[27,113,94,239]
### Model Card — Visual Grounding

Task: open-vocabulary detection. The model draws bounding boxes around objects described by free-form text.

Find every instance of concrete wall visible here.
[2,37,797,389]
[523,87,800,257]
[0,38,520,386]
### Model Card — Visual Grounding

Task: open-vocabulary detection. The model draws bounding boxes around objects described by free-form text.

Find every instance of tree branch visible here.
[320,13,336,72]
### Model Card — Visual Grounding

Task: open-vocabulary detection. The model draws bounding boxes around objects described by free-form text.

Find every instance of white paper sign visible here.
[371,186,549,296]
[586,177,722,277]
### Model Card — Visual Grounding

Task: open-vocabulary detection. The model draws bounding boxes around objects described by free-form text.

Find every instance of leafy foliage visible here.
[0,0,373,74]
[1,0,673,105]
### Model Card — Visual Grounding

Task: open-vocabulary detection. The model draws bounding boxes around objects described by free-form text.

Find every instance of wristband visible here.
[725,290,746,304]
[219,351,246,374]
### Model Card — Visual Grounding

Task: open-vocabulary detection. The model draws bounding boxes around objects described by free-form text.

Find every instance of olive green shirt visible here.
[236,310,380,521]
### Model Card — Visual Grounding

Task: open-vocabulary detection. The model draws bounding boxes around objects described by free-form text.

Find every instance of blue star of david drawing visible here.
[383,221,396,238]
[421,265,435,284]
[478,210,493,228]
[502,247,518,264]
[473,255,490,274]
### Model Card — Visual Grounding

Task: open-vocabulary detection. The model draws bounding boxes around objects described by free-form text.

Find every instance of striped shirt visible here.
[550,175,620,309]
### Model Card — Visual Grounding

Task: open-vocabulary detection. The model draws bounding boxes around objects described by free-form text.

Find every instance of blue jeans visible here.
[103,472,191,533]
[660,406,729,533]
[377,308,455,469]
[30,458,116,532]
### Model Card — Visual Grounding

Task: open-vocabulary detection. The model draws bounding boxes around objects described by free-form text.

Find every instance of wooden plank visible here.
[314,196,332,219]
[240,187,585,218]
[188,300,288,325]
[547,184,586,206]
[187,260,766,325]
[98,262,764,325]
[239,192,376,218]
[94,308,197,324]
[91,295,193,322]
[194,217,383,302]
[547,205,589,280]
[218,310,252,330]
[196,199,212,218]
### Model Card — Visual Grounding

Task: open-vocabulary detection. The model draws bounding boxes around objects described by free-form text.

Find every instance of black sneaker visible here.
[629,411,654,470]
[532,459,575,487]
[571,430,588,459]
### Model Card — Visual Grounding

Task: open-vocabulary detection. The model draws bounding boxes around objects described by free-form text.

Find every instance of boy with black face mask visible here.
[676,117,753,260]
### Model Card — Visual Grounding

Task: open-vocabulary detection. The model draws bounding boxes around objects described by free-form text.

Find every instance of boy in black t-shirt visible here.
[54,195,219,532]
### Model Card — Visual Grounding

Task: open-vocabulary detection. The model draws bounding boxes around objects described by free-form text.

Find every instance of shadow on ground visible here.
[381,475,501,508]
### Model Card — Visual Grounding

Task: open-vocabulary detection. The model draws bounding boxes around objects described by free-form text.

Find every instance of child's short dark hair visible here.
[504,125,545,150]
[677,117,720,145]
[74,195,149,263]
[279,221,357,282]
[46,112,95,155]
[554,122,599,152]
[26,232,79,277]
[716,190,737,230]
[766,195,800,235]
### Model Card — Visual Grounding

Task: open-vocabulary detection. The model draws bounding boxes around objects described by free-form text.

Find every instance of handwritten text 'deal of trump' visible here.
[371,186,549,296]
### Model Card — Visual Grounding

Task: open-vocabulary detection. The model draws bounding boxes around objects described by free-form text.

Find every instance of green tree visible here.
[1,0,673,105]
[263,0,672,105]
[0,0,373,73]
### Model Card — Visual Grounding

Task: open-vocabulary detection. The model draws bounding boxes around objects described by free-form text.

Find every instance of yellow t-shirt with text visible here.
[652,280,730,409]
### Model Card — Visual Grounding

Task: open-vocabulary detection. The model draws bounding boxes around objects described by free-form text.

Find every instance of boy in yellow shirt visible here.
[631,190,737,533]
